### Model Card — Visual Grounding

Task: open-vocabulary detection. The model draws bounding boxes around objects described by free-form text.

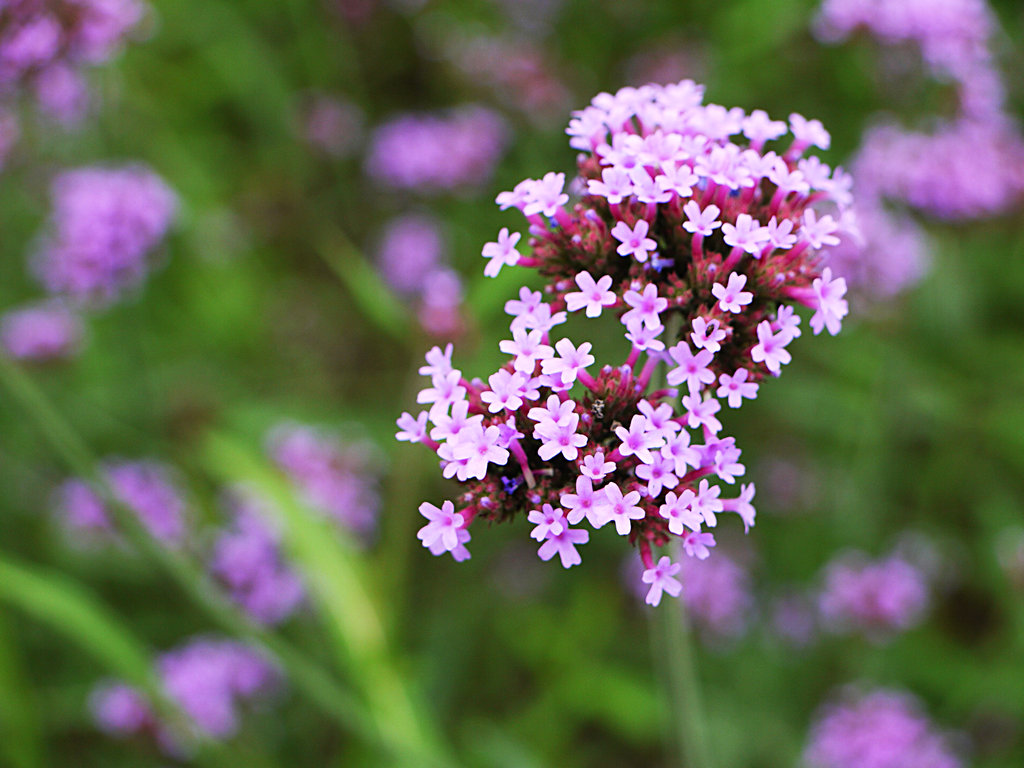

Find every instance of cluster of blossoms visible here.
[0,300,83,360]
[267,422,381,541]
[813,0,1024,302]
[0,0,146,133]
[56,459,189,548]
[209,489,306,626]
[365,106,507,194]
[32,164,177,304]
[817,549,930,639]
[852,120,1024,222]
[398,80,853,604]
[815,0,999,115]
[91,638,278,755]
[804,687,962,768]
[374,213,464,337]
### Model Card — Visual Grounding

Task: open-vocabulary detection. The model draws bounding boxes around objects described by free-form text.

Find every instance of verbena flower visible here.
[209,489,306,626]
[817,549,929,639]
[91,637,278,755]
[32,165,177,305]
[0,0,147,130]
[398,80,855,603]
[56,459,189,548]
[804,687,962,768]
[267,422,381,541]
[365,106,507,194]
[299,93,363,158]
[0,300,83,360]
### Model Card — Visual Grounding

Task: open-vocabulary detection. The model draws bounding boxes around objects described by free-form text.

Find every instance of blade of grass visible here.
[0,355,379,753]
[316,226,412,343]
[0,607,44,768]
[203,433,457,768]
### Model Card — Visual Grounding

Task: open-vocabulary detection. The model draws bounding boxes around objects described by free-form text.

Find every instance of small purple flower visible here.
[642,556,683,606]
[417,499,465,554]
[91,637,278,754]
[818,550,929,639]
[0,301,83,360]
[482,227,522,278]
[33,165,177,305]
[621,283,668,330]
[716,369,758,408]
[565,271,617,317]
[366,106,507,193]
[537,519,589,568]
[209,490,305,626]
[56,460,188,547]
[681,200,722,236]
[711,272,753,313]
[750,320,792,374]
[375,214,445,296]
[611,219,657,263]
[268,423,380,539]
[804,687,962,768]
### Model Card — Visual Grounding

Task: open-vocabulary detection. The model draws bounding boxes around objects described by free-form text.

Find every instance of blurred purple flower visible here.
[375,213,445,296]
[853,121,1024,220]
[818,550,929,639]
[91,637,278,753]
[0,300,83,360]
[822,202,928,299]
[300,93,363,157]
[32,165,177,304]
[804,687,962,768]
[417,267,464,338]
[267,422,381,540]
[56,459,189,548]
[0,0,146,129]
[209,489,305,625]
[366,106,507,193]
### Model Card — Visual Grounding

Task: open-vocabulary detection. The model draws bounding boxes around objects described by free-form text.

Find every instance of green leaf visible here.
[0,608,44,768]
[203,433,456,768]
[0,555,154,690]
[316,227,412,342]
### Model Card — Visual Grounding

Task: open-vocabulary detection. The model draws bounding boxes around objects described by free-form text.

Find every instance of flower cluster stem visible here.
[658,552,714,768]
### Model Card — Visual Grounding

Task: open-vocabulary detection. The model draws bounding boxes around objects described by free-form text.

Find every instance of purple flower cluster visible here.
[398,81,855,604]
[0,300,83,360]
[804,687,962,768]
[816,0,1024,217]
[815,0,998,114]
[0,0,147,128]
[56,459,188,548]
[817,549,929,639]
[209,490,305,626]
[852,120,1024,221]
[814,0,1024,300]
[374,213,465,337]
[365,106,507,194]
[267,422,380,540]
[91,637,278,753]
[32,165,177,304]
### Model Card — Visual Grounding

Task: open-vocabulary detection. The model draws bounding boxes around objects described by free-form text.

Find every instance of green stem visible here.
[0,355,380,753]
[658,569,714,768]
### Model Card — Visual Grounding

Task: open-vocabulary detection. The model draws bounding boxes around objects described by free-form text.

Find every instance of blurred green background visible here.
[1,0,1023,765]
